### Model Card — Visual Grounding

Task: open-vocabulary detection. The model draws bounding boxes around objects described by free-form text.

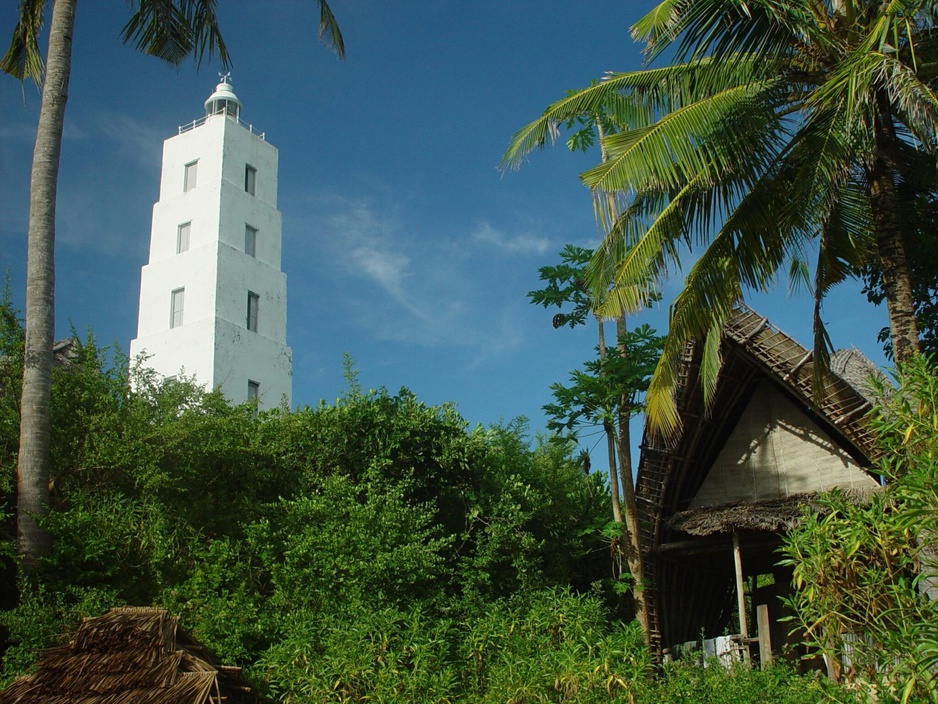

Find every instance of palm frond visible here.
[700,322,724,405]
[581,79,781,195]
[1,0,46,83]
[588,181,701,318]
[634,0,824,65]
[499,56,776,172]
[187,0,230,68]
[317,0,345,59]
[810,181,873,398]
[121,0,230,68]
[643,335,684,438]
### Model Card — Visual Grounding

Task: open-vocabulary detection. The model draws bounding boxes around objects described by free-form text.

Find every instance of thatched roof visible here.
[667,495,819,536]
[830,347,891,403]
[667,486,879,536]
[0,607,258,704]
[635,305,884,655]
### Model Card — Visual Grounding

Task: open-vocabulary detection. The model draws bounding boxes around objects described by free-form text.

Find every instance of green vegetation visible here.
[783,356,938,702]
[0,294,853,702]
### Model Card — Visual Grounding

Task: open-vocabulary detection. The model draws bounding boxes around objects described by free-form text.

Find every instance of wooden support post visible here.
[757,604,772,669]
[733,530,750,662]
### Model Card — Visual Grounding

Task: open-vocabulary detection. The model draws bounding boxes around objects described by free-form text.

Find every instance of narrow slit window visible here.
[247,291,259,332]
[170,288,185,328]
[245,165,256,195]
[177,222,191,253]
[245,225,257,258]
[247,380,260,402]
[184,160,198,192]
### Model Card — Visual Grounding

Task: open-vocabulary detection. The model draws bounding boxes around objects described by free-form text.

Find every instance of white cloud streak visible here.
[470,220,551,255]
[287,191,537,359]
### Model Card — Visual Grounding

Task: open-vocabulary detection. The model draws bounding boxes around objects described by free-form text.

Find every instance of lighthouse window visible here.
[245,165,256,195]
[247,292,259,332]
[184,160,198,192]
[247,380,260,402]
[170,288,185,328]
[177,222,191,253]
[245,225,257,257]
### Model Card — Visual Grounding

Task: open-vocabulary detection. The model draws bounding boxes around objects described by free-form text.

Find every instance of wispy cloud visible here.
[324,198,431,322]
[93,113,165,168]
[287,190,533,358]
[470,220,551,255]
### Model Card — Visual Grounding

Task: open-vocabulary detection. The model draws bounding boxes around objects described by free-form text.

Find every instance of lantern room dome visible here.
[204,75,241,119]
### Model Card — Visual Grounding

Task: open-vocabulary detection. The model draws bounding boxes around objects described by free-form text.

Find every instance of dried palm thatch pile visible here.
[0,607,258,704]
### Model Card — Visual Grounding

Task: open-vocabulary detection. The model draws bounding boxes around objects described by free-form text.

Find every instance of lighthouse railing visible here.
[177,114,266,140]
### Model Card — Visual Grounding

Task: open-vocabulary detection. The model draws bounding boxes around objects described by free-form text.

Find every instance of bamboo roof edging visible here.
[635,305,885,658]
[0,607,259,704]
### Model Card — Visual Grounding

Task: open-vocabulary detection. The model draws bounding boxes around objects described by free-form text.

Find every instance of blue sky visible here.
[0,1,890,450]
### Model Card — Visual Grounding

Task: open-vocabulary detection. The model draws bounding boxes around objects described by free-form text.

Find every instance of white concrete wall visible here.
[130,109,292,410]
[129,317,217,385]
[214,245,287,341]
[213,319,292,407]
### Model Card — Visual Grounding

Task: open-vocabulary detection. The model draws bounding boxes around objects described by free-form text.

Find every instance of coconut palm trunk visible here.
[870,105,920,363]
[595,118,650,644]
[17,0,76,572]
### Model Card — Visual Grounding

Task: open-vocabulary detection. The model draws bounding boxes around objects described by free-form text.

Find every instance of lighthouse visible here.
[129,77,292,409]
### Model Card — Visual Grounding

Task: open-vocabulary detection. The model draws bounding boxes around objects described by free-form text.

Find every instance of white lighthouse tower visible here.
[130,77,292,409]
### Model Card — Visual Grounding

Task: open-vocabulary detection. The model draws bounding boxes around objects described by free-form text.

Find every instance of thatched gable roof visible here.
[0,607,258,704]
[634,305,884,655]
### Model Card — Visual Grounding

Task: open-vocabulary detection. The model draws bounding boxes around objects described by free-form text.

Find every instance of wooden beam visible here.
[757,604,772,669]
[733,530,750,661]
[656,534,780,556]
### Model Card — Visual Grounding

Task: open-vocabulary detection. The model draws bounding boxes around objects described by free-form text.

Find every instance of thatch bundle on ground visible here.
[0,607,258,704]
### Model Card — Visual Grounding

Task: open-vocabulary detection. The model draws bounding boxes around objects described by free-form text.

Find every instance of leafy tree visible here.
[0,281,24,476]
[2,0,343,571]
[503,0,938,437]
[530,245,663,642]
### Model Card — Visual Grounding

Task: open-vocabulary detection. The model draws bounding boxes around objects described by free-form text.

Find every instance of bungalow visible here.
[635,306,882,666]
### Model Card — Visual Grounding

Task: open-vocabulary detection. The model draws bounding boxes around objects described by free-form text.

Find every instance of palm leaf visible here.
[499,56,776,172]
[121,0,230,68]
[317,0,345,59]
[1,0,45,82]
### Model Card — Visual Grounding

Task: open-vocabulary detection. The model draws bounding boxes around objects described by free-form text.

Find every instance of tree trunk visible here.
[17,0,76,572]
[596,117,651,645]
[597,318,623,525]
[870,103,920,363]
[870,100,936,601]
[614,314,650,646]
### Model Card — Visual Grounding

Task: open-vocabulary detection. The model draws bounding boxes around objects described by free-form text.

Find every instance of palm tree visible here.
[503,0,937,436]
[2,0,343,571]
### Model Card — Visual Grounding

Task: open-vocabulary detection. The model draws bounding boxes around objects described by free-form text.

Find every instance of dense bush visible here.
[0,296,862,702]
